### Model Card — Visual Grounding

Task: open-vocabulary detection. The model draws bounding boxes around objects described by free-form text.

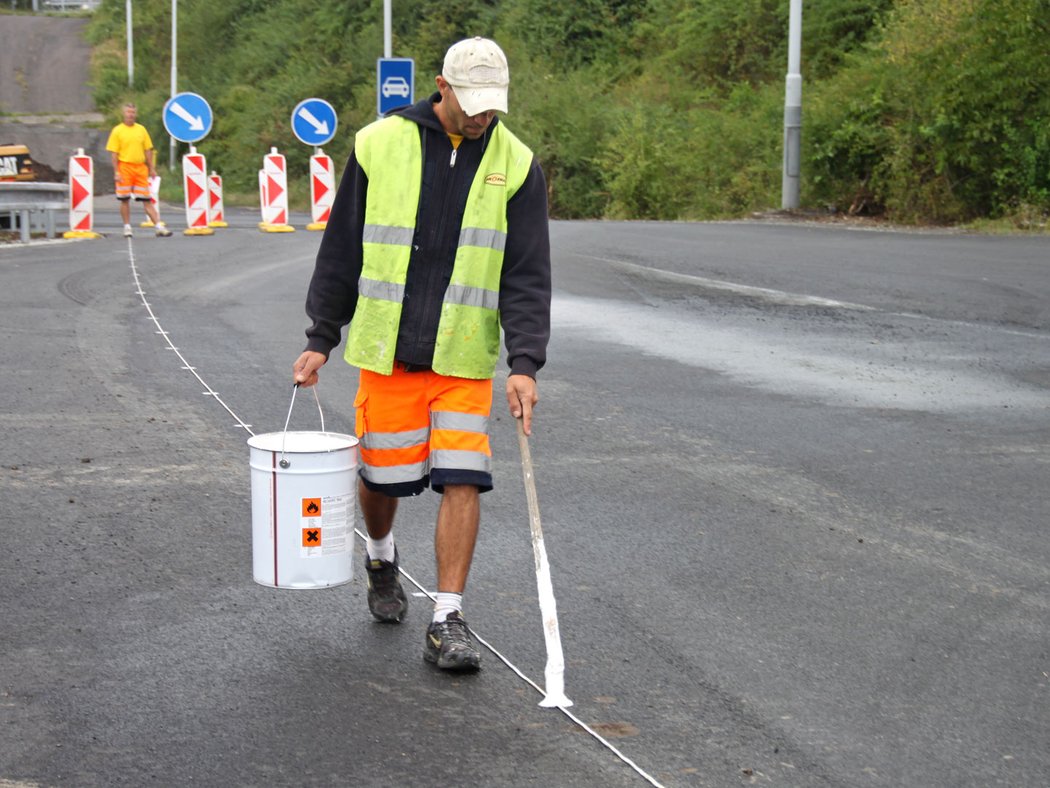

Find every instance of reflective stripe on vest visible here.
[363,224,415,246]
[346,115,533,378]
[359,277,405,304]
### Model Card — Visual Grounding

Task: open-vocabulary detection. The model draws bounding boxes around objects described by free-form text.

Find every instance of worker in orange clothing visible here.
[292,37,551,672]
[106,103,172,238]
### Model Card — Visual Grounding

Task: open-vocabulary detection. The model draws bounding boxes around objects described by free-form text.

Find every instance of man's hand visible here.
[293,351,327,387]
[506,374,538,436]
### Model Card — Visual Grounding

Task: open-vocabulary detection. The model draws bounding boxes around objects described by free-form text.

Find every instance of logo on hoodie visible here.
[485,173,507,187]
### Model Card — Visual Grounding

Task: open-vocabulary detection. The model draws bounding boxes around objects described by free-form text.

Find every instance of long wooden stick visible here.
[516,418,572,708]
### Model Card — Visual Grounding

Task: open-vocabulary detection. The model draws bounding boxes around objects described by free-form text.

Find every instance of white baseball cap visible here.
[442,37,509,116]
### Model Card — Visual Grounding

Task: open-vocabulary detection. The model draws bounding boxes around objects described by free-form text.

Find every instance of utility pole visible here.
[781,0,802,210]
[169,0,177,171]
[383,0,391,58]
[126,0,133,88]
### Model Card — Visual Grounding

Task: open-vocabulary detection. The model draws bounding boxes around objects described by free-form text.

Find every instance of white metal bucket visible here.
[246,387,358,589]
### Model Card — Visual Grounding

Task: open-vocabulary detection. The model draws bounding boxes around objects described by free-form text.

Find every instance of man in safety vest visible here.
[293,38,551,672]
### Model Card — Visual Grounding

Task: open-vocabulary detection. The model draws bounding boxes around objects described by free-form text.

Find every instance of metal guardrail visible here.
[0,181,69,243]
[41,1,101,11]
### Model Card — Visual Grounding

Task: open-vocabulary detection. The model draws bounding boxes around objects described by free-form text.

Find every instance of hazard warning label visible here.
[300,493,351,558]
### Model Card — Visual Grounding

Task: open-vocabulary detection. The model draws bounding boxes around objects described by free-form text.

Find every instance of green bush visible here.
[604,84,782,219]
[508,57,616,218]
[873,0,1042,220]
[84,0,1050,224]
[803,58,891,214]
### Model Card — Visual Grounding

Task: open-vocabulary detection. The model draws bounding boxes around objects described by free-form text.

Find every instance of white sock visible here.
[366,533,395,563]
[432,592,462,623]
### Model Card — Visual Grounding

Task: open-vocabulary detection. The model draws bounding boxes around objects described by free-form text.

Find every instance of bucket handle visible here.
[279,383,326,468]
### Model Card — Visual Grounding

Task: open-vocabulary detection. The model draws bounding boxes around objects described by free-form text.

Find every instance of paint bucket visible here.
[247,386,358,589]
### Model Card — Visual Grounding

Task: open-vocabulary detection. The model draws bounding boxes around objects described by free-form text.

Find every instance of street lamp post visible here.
[126,0,133,88]
[169,0,177,171]
[383,0,391,58]
[781,0,803,210]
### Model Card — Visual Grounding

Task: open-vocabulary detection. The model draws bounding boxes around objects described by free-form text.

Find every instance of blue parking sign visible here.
[377,58,415,116]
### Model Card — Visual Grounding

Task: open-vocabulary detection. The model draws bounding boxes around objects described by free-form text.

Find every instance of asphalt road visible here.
[2,209,1048,787]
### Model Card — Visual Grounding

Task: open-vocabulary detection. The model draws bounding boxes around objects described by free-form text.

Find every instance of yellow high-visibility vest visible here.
[346,115,533,379]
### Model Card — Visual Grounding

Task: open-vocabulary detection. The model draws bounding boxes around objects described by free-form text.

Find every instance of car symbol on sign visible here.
[381,76,411,98]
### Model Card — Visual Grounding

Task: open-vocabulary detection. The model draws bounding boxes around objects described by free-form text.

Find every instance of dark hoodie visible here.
[303,93,551,379]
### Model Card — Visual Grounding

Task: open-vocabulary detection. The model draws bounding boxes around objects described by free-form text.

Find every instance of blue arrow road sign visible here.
[377,58,415,116]
[163,92,213,144]
[291,98,337,147]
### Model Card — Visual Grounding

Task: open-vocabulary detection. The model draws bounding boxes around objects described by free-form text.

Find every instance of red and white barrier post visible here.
[63,148,100,239]
[208,171,227,228]
[259,147,294,232]
[140,174,161,227]
[257,169,266,228]
[182,146,213,236]
[307,149,334,231]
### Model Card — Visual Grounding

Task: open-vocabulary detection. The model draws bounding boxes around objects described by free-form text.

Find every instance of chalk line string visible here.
[127,238,666,788]
[128,237,255,437]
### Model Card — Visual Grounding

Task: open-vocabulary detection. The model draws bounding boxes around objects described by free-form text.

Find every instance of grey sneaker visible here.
[155,224,173,237]
[424,611,481,671]
[365,549,408,623]
[123,224,133,238]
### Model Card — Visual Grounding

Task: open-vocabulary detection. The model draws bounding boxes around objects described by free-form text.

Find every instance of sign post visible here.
[376,58,414,116]
[163,92,216,236]
[291,98,338,231]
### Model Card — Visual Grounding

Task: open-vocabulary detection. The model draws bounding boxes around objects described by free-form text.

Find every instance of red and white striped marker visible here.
[63,148,100,239]
[259,147,294,232]
[307,150,334,231]
[182,146,214,236]
[140,175,160,227]
[208,171,227,228]
[257,169,266,228]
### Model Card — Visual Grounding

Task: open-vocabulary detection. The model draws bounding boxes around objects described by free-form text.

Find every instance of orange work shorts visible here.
[354,364,494,497]
[115,161,151,201]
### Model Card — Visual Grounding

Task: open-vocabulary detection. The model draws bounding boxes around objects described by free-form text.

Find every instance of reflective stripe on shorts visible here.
[429,411,491,475]
[354,366,493,492]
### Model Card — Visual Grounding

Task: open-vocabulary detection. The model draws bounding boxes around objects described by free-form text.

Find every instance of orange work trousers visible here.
[115,161,151,200]
[354,364,493,496]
